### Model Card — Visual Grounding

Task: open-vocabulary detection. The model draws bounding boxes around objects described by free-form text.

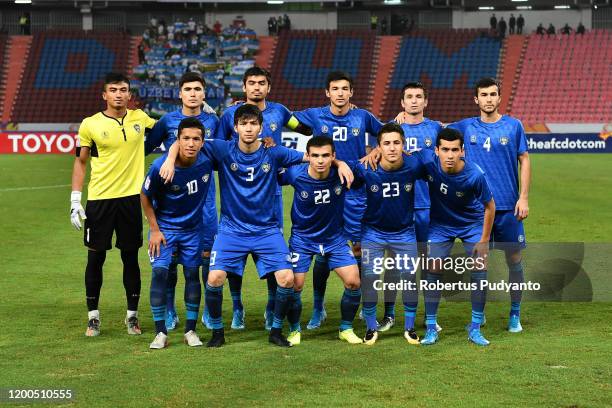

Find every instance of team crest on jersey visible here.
[518,234,525,243]
[334,185,342,195]
[101,131,109,139]
[427,175,434,182]
[321,125,329,133]
[352,128,360,136]
[134,124,141,133]
[301,191,309,199]
[370,185,379,192]
[424,137,432,147]
[470,135,477,144]
[205,129,211,137]
[456,191,464,198]
[262,163,271,173]
[404,183,413,192]
[230,163,238,171]
[170,184,180,192]
[500,136,509,145]
[202,174,210,183]
[270,122,278,132]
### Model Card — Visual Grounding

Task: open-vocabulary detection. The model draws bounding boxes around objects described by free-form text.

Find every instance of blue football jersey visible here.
[280,164,348,243]
[203,139,304,234]
[352,155,427,239]
[217,101,293,145]
[145,108,220,154]
[400,118,443,209]
[448,115,527,210]
[293,106,383,162]
[142,152,214,231]
[420,149,493,229]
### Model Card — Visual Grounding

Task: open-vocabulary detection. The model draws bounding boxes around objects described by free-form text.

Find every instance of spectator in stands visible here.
[576,22,585,35]
[381,17,388,35]
[517,14,524,34]
[509,14,516,35]
[277,16,284,33]
[214,20,222,35]
[138,41,146,64]
[547,23,556,37]
[561,23,572,35]
[371,14,378,31]
[19,13,30,35]
[490,14,497,31]
[536,23,545,36]
[498,17,507,39]
[283,14,291,31]
[268,16,276,36]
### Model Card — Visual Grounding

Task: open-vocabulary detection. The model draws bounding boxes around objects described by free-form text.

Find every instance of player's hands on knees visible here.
[394,111,409,124]
[148,230,166,258]
[336,160,354,188]
[471,241,489,269]
[514,197,529,220]
[360,147,381,170]
[70,191,87,230]
[159,159,175,184]
[262,136,276,148]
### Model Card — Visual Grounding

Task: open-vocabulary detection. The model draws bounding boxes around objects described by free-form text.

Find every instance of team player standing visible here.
[71,67,529,347]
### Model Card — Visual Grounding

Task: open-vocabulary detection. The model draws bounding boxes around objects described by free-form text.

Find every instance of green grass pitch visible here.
[1,153,611,407]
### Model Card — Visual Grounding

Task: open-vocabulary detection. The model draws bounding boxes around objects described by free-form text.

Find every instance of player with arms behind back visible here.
[448,78,530,333]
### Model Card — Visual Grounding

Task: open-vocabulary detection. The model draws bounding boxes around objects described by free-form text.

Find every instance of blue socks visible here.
[165,262,178,313]
[424,273,442,331]
[362,302,378,331]
[470,270,487,331]
[227,273,243,312]
[266,274,277,313]
[151,266,169,334]
[340,288,361,331]
[272,286,293,330]
[287,289,302,332]
[205,283,224,329]
[312,255,330,311]
[183,266,201,333]
[509,262,524,317]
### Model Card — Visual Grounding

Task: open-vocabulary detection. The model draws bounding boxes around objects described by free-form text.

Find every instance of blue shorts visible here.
[492,210,527,251]
[344,189,366,243]
[149,229,201,268]
[210,229,292,278]
[289,235,356,273]
[427,222,483,258]
[414,208,430,244]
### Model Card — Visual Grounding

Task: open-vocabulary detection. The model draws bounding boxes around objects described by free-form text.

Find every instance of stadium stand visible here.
[11,31,130,123]
[133,20,259,118]
[381,29,502,123]
[510,29,612,124]
[268,30,376,111]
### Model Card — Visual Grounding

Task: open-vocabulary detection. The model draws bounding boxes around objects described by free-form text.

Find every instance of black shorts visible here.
[84,195,143,251]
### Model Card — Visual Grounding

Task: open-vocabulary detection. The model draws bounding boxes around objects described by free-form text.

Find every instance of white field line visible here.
[0,183,72,192]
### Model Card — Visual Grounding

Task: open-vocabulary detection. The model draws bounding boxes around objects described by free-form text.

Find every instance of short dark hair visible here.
[474,77,501,96]
[242,66,272,86]
[179,71,205,89]
[436,128,464,147]
[377,122,405,145]
[177,117,204,138]
[306,136,335,154]
[326,71,353,90]
[234,104,263,125]
[400,81,428,100]
[103,72,130,91]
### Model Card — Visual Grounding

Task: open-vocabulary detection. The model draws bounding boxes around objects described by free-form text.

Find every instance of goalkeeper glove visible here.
[70,191,87,230]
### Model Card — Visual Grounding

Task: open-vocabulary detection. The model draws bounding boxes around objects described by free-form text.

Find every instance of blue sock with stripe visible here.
[266,274,277,313]
[312,255,330,311]
[183,266,201,333]
[165,262,178,313]
[227,272,243,312]
[201,256,210,286]
[150,267,168,334]
[287,289,302,332]
[509,262,524,317]
[401,270,418,330]
[340,288,361,331]
[272,286,293,330]
[205,283,224,329]
[424,273,442,331]
[470,270,487,331]
[362,301,378,331]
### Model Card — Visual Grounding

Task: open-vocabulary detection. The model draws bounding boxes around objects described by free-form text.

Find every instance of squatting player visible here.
[449,77,530,333]
[420,128,496,346]
[142,118,213,349]
[216,66,312,331]
[280,136,363,345]
[293,71,383,329]
[355,123,426,345]
[144,71,220,332]
[70,73,156,337]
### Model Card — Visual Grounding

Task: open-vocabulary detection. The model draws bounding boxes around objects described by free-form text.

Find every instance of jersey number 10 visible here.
[187,180,198,195]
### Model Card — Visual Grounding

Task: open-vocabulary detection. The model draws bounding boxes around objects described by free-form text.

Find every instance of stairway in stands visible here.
[0,36,32,124]
[368,36,401,119]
